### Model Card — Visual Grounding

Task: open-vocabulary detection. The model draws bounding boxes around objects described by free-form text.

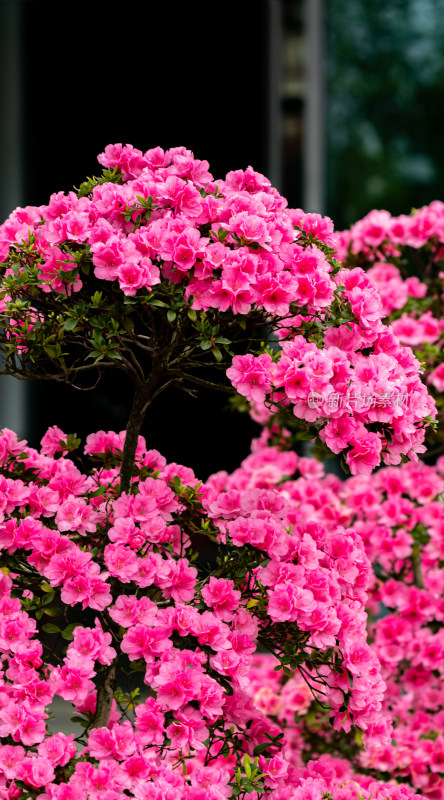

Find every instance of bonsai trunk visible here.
[91,371,163,730]
[119,372,162,495]
[91,661,118,729]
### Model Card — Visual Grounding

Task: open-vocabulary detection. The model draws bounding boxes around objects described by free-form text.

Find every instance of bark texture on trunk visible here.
[119,376,159,495]
[91,661,118,729]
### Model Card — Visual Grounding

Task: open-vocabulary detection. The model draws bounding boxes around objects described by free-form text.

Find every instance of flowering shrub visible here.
[342,458,444,799]
[217,428,444,798]
[0,423,393,800]
[336,203,444,457]
[0,145,439,799]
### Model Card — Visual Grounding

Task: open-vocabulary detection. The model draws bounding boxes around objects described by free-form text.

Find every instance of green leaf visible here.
[149,299,168,308]
[89,485,107,498]
[42,623,61,634]
[65,434,81,450]
[252,742,272,756]
[63,318,78,332]
[200,340,212,351]
[187,308,197,322]
[212,346,223,362]
[43,606,61,617]
[167,310,177,323]
[214,337,231,345]
[61,623,78,641]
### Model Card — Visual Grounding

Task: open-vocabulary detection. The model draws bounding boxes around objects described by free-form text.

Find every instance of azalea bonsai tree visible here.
[0,143,436,799]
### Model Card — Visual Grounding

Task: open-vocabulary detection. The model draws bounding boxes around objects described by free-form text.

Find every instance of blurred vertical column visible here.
[267,0,284,192]
[0,0,29,438]
[280,0,305,209]
[273,0,325,212]
[303,0,324,213]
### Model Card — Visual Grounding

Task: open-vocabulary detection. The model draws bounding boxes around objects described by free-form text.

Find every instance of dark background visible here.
[21,3,269,207]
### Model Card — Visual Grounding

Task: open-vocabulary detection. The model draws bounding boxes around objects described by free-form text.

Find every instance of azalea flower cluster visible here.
[0,424,390,800]
[336,202,444,258]
[336,203,444,453]
[0,142,341,321]
[343,458,444,800]
[203,455,390,744]
[219,428,444,798]
[227,286,435,474]
[245,656,420,800]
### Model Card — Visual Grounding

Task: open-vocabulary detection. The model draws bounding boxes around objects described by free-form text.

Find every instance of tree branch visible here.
[91,660,118,729]
[412,551,425,589]
[172,372,236,394]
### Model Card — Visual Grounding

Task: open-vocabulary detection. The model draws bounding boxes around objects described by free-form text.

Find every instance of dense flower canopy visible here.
[336,202,444,457]
[211,429,444,799]
[0,424,393,799]
[0,145,441,800]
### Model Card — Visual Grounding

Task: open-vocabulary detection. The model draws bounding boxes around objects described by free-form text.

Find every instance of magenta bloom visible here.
[346,432,382,476]
[201,577,241,621]
[226,353,273,403]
